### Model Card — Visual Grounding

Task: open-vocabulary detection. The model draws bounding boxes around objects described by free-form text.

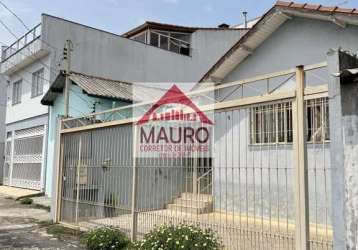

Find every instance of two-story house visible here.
[1,14,247,196]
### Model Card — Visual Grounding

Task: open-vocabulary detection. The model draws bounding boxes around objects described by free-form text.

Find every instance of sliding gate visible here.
[56,63,332,249]
[3,125,46,190]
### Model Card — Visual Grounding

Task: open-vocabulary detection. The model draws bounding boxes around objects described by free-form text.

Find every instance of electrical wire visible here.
[0,3,112,114]
[0,0,59,52]
[0,41,109,112]
[0,18,60,75]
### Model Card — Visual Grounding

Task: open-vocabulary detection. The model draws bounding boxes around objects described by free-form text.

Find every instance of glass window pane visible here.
[160,35,168,50]
[150,32,159,47]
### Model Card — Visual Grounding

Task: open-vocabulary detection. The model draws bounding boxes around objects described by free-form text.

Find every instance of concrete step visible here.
[173,198,211,207]
[180,192,213,202]
[167,204,212,214]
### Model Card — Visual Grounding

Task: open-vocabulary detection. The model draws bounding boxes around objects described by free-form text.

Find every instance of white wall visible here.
[5,55,50,124]
[41,14,245,83]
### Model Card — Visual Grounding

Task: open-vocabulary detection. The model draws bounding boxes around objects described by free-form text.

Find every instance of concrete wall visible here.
[213,106,331,224]
[211,16,351,228]
[327,50,358,250]
[41,14,244,83]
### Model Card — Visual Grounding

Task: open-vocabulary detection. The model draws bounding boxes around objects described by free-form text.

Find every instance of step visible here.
[173,198,211,207]
[180,192,213,202]
[167,204,212,214]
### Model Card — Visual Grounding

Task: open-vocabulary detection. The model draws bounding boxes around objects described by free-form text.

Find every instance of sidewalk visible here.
[0,186,41,199]
[0,185,51,210]
[0,192,84,249]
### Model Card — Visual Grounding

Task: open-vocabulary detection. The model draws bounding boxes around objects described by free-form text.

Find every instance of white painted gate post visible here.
[8,130,15,186]
[131,125,139,241]
[293,65,310,250]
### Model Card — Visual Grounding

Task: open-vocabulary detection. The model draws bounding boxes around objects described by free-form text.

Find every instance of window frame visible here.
[12,79,22,105]
[249,98,329,145]
[250,102,293,145]
[31,68,44,98]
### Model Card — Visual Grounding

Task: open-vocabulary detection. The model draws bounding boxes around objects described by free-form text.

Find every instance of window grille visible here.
[250,98,329,144]
[12,80,22,105]
[31,68,44,98]
[250,102,293,144]
[306,97,330,142]
[131,29,191,56]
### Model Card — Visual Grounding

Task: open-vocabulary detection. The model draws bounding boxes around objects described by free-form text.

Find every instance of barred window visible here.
[12,80,22,105]
[250,102,292,144]
[306,98,330,142]
[250,98,329,144]
[31,68,44,98]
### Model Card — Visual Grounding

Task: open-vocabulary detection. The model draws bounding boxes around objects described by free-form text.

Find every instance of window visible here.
[306,98,329,142]
[31,68,44,97]
[150,32,159,47]
[133,32,146,43]
[132,29,191,56]
[250,102,292,144]
[12,80,22,105]
[249,98,329,144]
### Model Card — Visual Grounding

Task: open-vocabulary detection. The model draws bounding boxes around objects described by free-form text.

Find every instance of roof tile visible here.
[290,3,305,8]
[318,6,336,12]
[276,1,358,15]
[336,7,356,13]
[275,1,292,7]
[303,4,321,10]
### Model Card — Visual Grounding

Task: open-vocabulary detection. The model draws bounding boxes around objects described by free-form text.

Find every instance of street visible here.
[0,194,84,250]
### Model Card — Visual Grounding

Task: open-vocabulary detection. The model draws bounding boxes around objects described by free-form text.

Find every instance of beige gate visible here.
[54,63,332,249]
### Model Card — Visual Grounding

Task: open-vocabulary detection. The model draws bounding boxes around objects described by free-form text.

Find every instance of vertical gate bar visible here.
[9,130,15,186]
[40,125,47,192]
[54,118,64,222]
[75,135,82,224]
[8,130,15,186]
[293,65,310,250]
[131,125,138,241]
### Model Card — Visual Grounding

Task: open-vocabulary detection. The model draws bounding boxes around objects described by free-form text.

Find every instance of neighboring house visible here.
[197,1,358,248]
[41,71,165,201]
[0,13,246,195]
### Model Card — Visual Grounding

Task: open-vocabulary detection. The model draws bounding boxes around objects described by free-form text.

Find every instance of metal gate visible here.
[3,125,46,190]
[55,63,332,249]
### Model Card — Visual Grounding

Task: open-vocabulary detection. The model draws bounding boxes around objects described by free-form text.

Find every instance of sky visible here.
[0,0,357,45]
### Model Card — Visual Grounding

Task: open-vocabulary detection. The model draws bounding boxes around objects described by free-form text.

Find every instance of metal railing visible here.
[56,62,332,249]
[2,23,41,62]
[197,169,212,195]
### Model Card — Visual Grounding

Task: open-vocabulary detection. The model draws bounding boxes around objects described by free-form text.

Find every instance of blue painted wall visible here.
[45,84,127,197]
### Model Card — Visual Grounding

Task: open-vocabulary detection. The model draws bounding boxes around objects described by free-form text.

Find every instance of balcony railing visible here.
[2,23,42,62]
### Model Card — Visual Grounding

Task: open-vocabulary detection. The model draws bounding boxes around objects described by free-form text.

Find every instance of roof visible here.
[41,72,165,106]
[122,21,247,38]
[199,1,358,82]
[275,1,358,14]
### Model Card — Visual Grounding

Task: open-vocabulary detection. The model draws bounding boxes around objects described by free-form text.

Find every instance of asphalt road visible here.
[0,193,84,250]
